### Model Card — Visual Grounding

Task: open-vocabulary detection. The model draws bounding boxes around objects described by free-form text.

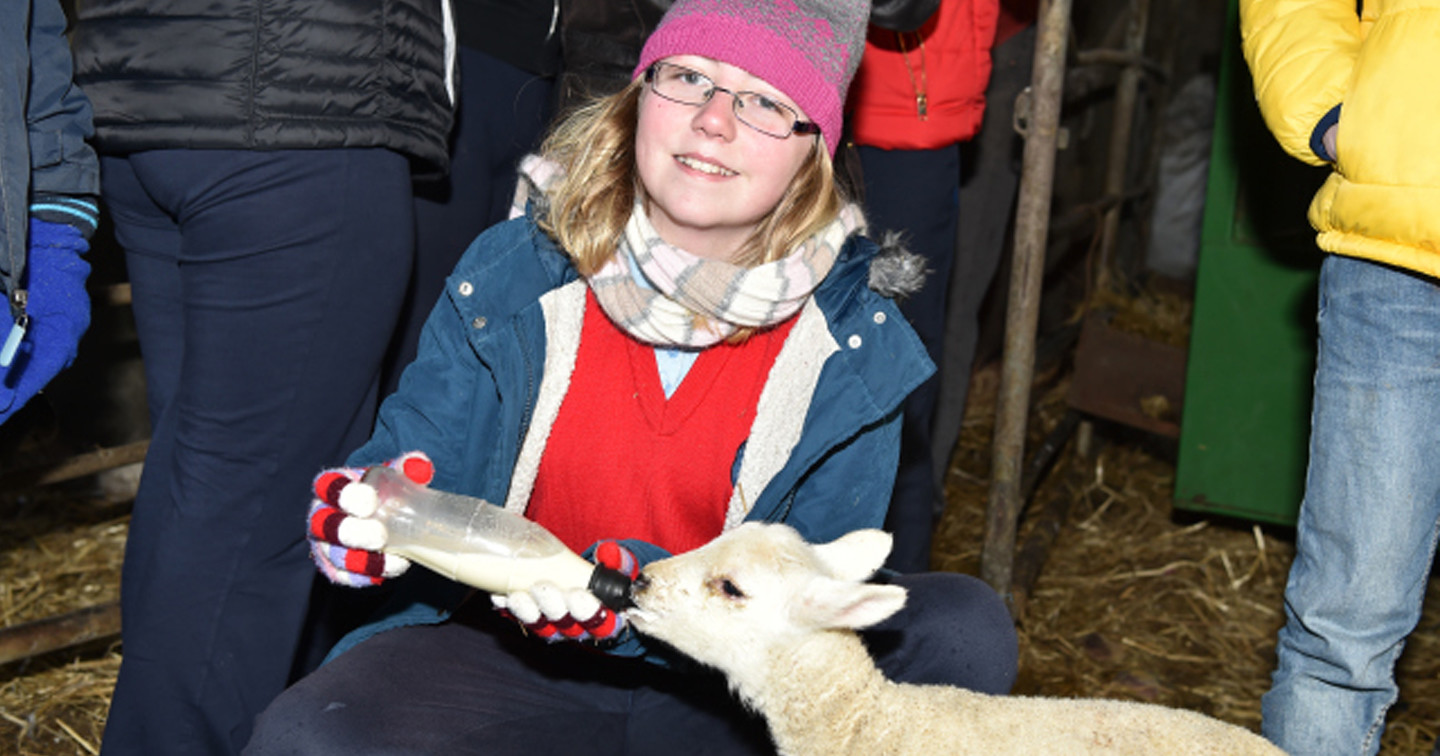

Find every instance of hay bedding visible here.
[935,376,1289,726]
[0,489,124,755]
[3,291,1440,755]
[933,282,1440,755]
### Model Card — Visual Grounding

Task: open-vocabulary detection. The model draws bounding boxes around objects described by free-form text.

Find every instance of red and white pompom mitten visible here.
[307,451,435,587]
[491,539,640,643]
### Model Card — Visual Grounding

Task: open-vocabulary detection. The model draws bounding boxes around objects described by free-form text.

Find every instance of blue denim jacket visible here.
[1,0,99,317]
[330,214,934,663]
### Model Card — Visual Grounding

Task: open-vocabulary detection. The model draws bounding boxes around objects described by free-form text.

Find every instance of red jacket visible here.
[847,0,1000,150]
[996,0,1038,46]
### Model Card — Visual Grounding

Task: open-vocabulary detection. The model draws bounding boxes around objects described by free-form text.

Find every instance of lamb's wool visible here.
[629,523,1289,756]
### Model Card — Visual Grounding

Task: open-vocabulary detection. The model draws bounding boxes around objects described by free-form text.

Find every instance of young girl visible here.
[246,1,1017,752]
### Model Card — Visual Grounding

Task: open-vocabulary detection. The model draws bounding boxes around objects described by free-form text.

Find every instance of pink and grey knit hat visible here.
[633,0,870,157]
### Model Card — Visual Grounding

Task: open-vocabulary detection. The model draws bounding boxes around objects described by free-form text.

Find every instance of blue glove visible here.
[0,218,91,424]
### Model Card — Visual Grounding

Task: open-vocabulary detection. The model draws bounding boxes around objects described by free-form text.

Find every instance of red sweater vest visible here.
[527,291,796,555]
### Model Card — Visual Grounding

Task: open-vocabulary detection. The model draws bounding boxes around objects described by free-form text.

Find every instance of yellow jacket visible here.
[1241,0,1440,277]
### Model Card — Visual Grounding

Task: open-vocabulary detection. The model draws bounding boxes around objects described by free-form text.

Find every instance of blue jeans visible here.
[1261,254,1440,755]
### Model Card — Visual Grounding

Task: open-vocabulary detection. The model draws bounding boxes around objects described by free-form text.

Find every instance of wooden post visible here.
[1095,0,1152,287]
[980,0,1073,608]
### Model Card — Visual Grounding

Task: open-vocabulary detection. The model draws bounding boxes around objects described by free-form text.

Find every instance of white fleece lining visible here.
[503,280,587,514]
[725,298,837,529]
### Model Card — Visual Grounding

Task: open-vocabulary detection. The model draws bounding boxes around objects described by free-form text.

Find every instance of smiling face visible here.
[634,55,819,263]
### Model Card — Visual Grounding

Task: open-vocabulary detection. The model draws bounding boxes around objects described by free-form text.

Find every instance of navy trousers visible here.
[858,144,963,573]
[99,148,414,755]
[383,45,555,397]
[244,571,1018,755]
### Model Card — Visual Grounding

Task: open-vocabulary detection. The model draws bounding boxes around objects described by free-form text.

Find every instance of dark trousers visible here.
[244,571,1018,755]
[383,45,555,397]
[858,144,963,573]
[98,148,414,756]
[930,26,1036,518]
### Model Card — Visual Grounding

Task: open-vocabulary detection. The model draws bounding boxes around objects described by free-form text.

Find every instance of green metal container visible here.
[1172,0,1329,527]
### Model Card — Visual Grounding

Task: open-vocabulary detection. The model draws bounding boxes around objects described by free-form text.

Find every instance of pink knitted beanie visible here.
[633,0,870,157]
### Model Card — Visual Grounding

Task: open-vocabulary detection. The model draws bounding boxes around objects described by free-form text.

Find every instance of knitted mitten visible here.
[307,452,435,587]
[0,218,91,423]
[491,540,640,643]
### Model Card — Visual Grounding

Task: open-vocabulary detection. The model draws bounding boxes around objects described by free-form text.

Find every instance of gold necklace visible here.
[896,31,929,121]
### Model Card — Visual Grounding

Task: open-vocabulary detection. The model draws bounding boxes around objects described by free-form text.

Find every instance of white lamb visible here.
[627,522,1287,756]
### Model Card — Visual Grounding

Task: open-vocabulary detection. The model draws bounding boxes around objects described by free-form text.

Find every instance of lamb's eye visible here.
[709,576,747,599]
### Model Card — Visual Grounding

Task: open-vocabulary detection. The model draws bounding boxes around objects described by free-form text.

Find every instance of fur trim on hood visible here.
[867,230,927,300]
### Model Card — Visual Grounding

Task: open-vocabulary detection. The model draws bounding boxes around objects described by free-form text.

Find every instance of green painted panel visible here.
[1172,0,1328,526]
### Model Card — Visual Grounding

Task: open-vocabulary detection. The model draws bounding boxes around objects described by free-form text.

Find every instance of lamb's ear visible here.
[813,529,893,582]
[795,578,907,631]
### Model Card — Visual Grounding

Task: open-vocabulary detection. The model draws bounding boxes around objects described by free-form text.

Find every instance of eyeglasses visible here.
[644,62,822,140]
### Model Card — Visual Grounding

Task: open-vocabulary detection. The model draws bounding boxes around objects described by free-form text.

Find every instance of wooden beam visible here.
[0,440,148,492]
[0,602,121,666]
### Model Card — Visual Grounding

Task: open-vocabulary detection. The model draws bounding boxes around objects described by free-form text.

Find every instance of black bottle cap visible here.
[588,565,635,611]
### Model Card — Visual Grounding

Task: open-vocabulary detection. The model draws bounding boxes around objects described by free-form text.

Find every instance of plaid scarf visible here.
[512,155,866,348]
[591,201,862,347]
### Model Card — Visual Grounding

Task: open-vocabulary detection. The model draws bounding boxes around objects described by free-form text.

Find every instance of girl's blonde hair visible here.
[537,78,847,275]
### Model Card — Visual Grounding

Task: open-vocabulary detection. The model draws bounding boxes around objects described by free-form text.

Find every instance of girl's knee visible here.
[244,682,365,756]
[866,571,1018,694]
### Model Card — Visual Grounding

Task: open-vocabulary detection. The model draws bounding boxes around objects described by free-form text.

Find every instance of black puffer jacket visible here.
[70,0,456,174]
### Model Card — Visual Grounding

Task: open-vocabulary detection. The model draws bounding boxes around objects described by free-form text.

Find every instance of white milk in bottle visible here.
[359,466,632,609]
